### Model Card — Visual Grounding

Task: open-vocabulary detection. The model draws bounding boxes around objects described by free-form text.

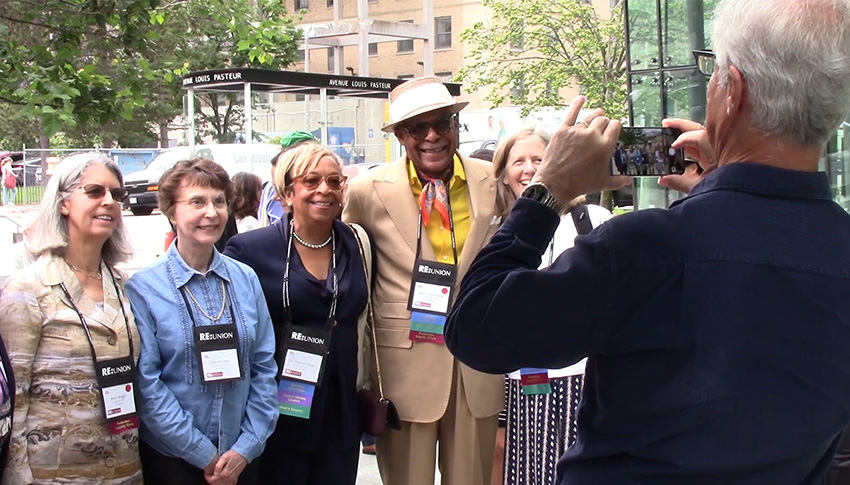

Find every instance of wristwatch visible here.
[521,182,564,214]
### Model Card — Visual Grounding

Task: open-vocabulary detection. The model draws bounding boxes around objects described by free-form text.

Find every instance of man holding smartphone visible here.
[445,0,850,483]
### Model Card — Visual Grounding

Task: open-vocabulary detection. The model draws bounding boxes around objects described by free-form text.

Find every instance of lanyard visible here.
[415,179,459,265]
[282,223,338,330]
[58,265,134,364]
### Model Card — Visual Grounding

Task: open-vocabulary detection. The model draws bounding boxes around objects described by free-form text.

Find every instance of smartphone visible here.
[611,127,686,176]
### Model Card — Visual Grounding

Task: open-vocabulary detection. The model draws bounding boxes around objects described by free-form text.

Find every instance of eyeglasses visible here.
[293,174,348,191]
[78,184,129,203]
[402,115,457,141]
[176,196,228,210]
[693,50,716,78]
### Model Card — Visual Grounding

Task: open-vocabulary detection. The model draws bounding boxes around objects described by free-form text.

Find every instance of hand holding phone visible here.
[611,127,686,176]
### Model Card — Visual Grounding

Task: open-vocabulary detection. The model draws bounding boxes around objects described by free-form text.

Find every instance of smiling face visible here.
[60,163,122,248]
[284,155,344,230]
[395,108,459,179]
[172,183,228,252]
[503,134,547,197]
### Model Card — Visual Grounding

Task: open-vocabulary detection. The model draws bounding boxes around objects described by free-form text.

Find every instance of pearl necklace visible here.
[292,230,333,249]
[66,260,102,280]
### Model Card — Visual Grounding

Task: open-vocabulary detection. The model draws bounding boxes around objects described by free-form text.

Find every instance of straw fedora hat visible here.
[382,76,469,133]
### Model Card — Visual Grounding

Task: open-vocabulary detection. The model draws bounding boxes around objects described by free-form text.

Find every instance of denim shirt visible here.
[447,163,850,484]
[126,243,278,469]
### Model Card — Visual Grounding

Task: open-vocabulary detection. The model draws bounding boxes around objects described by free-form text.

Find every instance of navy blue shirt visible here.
[446,163,850,484]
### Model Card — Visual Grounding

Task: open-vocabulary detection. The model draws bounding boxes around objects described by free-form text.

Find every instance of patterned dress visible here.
[0,254,142,484]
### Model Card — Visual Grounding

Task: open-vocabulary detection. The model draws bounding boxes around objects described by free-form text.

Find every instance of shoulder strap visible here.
[570,203,594,236]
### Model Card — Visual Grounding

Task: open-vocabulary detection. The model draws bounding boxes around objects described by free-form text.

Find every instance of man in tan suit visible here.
[344,77,504,485]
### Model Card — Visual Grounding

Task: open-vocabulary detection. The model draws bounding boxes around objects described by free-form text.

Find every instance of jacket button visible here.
[106,457,116,467]
[107,336,117,346]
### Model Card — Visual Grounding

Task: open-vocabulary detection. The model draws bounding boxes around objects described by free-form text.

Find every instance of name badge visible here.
[193,323,244,384]
[278,321,334,419]
[94,356,139,435]
[408,259,457,344]
[520,368,552,395]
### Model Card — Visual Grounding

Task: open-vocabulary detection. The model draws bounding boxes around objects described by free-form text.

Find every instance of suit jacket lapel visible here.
[457,155,496,277]
[373,157,437,261]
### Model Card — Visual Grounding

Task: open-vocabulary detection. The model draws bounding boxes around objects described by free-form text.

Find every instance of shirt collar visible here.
[165,240,230,287]
[407,154,467,188]
[40,252,122,286]
[671,162,833,208]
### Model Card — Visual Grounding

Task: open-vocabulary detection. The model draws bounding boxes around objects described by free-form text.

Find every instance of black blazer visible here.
[223,216,367,452]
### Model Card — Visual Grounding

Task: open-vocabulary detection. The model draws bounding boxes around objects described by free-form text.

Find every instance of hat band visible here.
[390,83,457,125]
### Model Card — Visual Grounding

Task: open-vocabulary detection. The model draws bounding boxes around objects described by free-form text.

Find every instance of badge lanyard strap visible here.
[282,225,338,331]
[178,279,237,328]
[415,181,459,266]
[58,265,134,364]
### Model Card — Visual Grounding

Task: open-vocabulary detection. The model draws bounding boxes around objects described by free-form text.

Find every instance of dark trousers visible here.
[829,424,850,485]
[140,440,259,485]
[258,444,359,485]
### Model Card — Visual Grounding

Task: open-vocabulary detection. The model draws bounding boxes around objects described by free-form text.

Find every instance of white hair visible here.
[712,0,850,146]
[27,152,133,265]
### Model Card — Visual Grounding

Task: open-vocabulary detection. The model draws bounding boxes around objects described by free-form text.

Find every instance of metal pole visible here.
[320,88,329,145]
[244,82,254,173]
[188,87,196,153]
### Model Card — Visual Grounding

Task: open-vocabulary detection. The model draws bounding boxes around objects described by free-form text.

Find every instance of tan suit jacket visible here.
[343,153,504,423]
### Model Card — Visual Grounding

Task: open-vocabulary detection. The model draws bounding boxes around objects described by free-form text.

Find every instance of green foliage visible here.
[0,0,302,146]
[459,0,627,119]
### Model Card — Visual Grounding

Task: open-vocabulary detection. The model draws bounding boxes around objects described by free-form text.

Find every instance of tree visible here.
[0,0,162,146]
[0,0,302,148]
[459,0,627,120]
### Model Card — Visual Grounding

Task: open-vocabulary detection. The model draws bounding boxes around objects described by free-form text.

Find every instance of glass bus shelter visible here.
[181,68,462,169]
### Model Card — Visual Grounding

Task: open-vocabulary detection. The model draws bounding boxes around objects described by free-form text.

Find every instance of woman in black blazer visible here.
[224,143,370,485]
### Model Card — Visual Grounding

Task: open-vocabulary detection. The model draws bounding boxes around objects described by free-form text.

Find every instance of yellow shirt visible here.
[407,156,470,265]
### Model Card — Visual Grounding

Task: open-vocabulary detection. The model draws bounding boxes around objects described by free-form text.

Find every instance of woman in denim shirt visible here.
[126,158,278,485]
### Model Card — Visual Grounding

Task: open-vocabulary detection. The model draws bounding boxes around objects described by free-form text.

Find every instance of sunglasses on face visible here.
[176,196,228,211]
[693,49,716,78]
[402,115,457,141]
[293,173,348,191]
[78,184,129,203]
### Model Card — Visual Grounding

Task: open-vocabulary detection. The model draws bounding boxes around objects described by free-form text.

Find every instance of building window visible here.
[327,0,333,7]
[435,16,452,49]
[295,0,308,10]
[368,42,378,56]
[397,20,414,53]
[297,49,305,62]
[327,47,335,71]
[436,71,453,83]
[510,19,524,52]
[510,76,525,100]
[398,74,414,81]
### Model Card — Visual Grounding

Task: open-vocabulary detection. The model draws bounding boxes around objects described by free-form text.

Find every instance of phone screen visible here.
[611,127,686,176]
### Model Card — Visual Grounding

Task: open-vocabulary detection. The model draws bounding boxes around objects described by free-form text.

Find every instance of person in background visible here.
[126,158,278,485]
[232,172,263,233]
[258,131,319,227]
[446,0,850,482]
[491,127,611,485]
[0,152,141,484]
[344,76,504,485]
[10,213,37,272]
[2,157,17,207]
[225,143,371,485]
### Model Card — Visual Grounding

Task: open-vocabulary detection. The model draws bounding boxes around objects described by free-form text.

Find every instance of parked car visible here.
[458,139,498,157]
[123,143,281,216]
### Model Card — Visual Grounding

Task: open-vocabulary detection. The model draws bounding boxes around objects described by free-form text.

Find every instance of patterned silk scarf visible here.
[419,178,451,230]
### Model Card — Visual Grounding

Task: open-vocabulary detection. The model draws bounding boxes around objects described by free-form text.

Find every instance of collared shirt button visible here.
[106,457,116,467]
[107,335,117,346]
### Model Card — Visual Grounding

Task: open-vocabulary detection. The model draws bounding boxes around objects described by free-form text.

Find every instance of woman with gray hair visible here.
[0,152,141,484]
